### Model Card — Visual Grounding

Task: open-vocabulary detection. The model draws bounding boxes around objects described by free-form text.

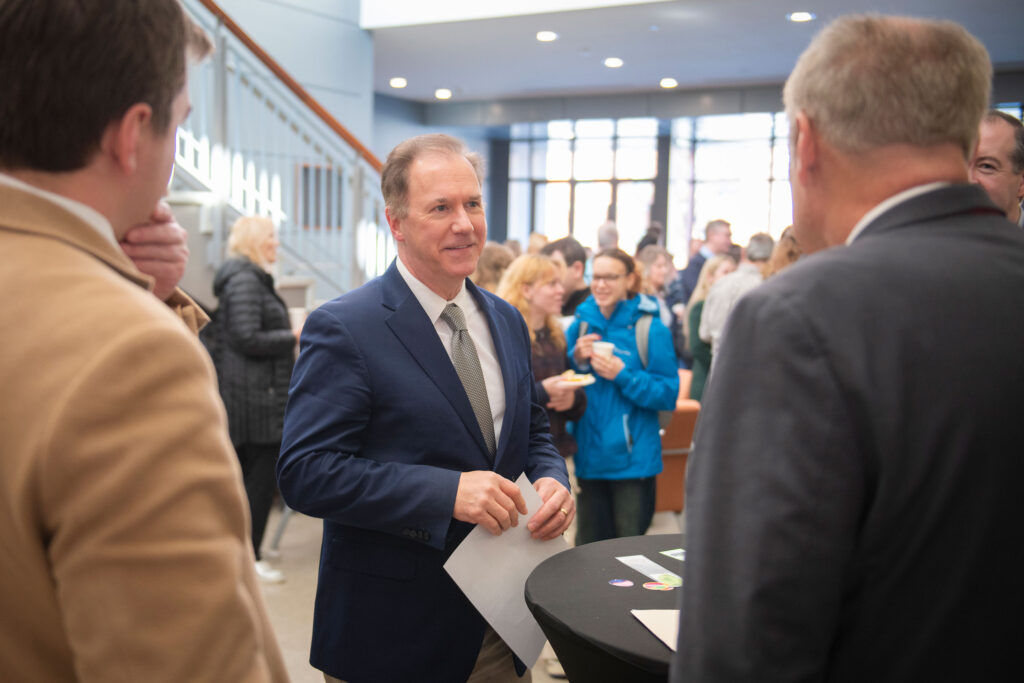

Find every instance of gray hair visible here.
[597,222,619,249]
[984,110,1024,173]
[746,233,775,262]
[783,15,991,160]
[381,134,485,218]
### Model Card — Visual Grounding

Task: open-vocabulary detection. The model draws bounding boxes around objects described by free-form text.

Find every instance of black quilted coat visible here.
[212,257,296,447]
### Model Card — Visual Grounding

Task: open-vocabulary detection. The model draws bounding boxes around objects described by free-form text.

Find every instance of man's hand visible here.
[527,477,574,541]
[120,201,189,301]
[454,471,528,536]
[590,350,624,381]
[541,375,576,412]
[573,332,602,365]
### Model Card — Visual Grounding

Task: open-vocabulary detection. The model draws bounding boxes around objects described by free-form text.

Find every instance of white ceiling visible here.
[371,0,1024,104]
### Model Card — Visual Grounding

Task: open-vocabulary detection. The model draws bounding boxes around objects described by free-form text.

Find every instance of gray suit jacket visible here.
[673,185,1024,682]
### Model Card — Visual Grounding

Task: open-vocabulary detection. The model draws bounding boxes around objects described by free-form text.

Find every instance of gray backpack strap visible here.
[635,314,652,367]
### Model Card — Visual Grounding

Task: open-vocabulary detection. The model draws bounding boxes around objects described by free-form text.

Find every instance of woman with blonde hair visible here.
[686,254,737,401]
[763,225,803,279]
[212,216,297,583]
[497,255,586,458]
[470,241,514,292]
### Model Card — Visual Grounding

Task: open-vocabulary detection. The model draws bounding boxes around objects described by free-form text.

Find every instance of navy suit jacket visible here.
[278,262,568,682]
[674,185,1024,681]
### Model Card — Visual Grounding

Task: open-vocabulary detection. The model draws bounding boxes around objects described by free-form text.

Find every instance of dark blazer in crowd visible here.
[676,185,1024,681]
[277,263,568,682]
[213,257,295,446]
[531,327,586,457]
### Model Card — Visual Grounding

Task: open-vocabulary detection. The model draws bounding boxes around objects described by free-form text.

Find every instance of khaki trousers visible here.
[322,625,530,683]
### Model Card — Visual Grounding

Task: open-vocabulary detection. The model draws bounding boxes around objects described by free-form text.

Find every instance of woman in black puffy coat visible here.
[213,216,296,583]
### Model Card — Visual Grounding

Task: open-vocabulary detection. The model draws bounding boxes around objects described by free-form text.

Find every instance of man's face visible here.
[548,250,581,291]
[969,118,1024,218]
[706,225,733,254]
[388,151,486,298]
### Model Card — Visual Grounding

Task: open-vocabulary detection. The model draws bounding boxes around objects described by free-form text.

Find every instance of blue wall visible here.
[216,0,374,144]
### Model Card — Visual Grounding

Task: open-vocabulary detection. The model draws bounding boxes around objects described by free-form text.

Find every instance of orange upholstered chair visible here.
[655,369,700,513]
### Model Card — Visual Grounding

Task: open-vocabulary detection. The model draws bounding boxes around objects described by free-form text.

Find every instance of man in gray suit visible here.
[673,15,1024,682]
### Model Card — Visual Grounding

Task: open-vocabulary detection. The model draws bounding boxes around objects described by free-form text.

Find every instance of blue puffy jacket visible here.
[567,294,680,480]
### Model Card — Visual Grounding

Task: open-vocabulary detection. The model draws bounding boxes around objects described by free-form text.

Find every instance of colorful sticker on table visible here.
[643,581,674,591]
[616,554,682,587]
[608,579,634,588]
[660,548,685,562]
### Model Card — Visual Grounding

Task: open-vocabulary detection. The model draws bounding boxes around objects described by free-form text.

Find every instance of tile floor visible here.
[258,504,683,682]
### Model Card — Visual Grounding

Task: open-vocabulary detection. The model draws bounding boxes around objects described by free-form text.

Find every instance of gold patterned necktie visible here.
[440,303,496,456]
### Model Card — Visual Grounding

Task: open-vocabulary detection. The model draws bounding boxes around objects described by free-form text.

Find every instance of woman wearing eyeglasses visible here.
[566,248,680,545]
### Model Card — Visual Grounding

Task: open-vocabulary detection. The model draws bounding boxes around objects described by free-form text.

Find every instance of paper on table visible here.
[631,609,680,652]
[443,473,570,668]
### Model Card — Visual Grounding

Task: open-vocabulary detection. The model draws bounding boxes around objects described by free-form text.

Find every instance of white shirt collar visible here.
[0,172,118,247]
[845,182,949,245]
[395,256,477,323]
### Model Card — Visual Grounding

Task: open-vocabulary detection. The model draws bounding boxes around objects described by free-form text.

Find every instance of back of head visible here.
[471,242,515,292]
[380,134,484,219]
[0,0,208,172]
[527,232,548,255]
[541,236,587,267]
[597,222,619,249]
[783,14,991,159]
[747,233,775,263]
[763,226,803,278]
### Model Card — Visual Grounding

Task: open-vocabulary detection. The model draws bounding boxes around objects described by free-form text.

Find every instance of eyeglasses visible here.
[591,273,625,283]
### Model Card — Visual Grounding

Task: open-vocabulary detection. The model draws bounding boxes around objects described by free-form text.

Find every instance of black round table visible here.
[525,534,685,683]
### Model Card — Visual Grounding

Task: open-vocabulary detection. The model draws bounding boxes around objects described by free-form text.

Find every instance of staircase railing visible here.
[176,0,392,301]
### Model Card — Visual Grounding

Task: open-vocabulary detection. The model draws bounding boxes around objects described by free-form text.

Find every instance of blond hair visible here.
[683,255,736,342]
[783,15,991,159]
[227,216,275,266]
[496,255,566,350]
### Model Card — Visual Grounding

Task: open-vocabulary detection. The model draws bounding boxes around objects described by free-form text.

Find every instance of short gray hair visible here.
[984,110,1024,173]
[783,15,991,160]
[381,134,485,218]
[746,233,774,262]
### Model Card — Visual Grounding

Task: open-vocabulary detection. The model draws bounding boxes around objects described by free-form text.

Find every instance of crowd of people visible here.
[3,2,1023,682]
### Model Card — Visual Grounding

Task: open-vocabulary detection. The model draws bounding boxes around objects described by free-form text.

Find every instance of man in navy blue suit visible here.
[278,134,573,682]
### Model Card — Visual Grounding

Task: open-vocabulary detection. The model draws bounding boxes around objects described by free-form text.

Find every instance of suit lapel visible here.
[381,264,493,461]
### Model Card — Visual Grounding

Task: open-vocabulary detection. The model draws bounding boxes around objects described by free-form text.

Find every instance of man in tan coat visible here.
[0,1,288,681]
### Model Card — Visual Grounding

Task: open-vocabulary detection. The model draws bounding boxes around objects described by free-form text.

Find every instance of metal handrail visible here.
[194,0,382,172]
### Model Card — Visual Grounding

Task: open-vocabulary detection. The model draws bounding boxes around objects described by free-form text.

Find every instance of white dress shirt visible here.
[0,172,117,247]
[846,182,949,245]
[396,257,506,444]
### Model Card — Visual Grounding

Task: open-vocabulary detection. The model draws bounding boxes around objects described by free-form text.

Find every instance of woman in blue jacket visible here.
[567,248,679,545]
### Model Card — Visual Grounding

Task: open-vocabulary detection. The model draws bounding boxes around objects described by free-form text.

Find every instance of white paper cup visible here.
[592,341,615,359]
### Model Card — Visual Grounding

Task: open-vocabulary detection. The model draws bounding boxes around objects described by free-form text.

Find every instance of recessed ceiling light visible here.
[389,77,407,89]
[604,57,624,69]
[786,11,816,22]
[434,88,453,100]
[536,30,558,42]
[660,77,678,89]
